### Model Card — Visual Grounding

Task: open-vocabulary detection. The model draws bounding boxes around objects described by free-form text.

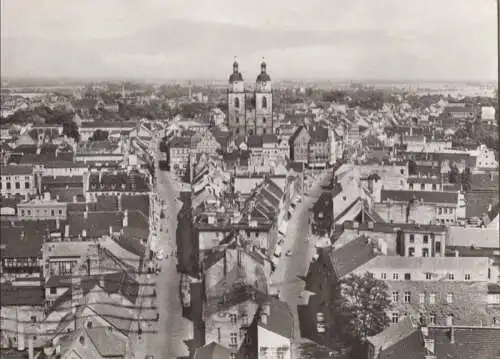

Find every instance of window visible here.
[381,273,387,280]
[404,291,411,304]
[423,235,429,244]
[230,314,237,325]
[392,292,399,303]
[15,182,20,189]
[20,210,25,216]
[27,210,31,216]
[494,317,498,325]
[409,183,414,190]
[419,293,425,304]
[235,97,240,108]
[404,273,411,280]
[50,287,57,295]
[230,332,237,345]
[465,273,471,281]
[429,293,436,304]
[87,321,93,328]
[25,182,30,189]
[236,116,240,124]
[432,184,437,190]
[30,316,37,323]
[446,314,454,326]
[446,293,453,304]
[393,273,399,280]
[6,182,11,190]
[435,241,441,253]
[409,234,415,243]
[448,273,455,280]
[438,207,443,215]
[391,312,399,323]
[262,117,266,124]
[262,96,268,109]
[420,183,425,190]
[422,248,429,257]
[400,169,405,175]
[51,210,55,216]
[430,313,436,325]
[408,247,415,257]
[59,210,63,215]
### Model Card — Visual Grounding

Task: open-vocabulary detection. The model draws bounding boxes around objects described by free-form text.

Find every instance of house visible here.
[167,136,192,171]
[375,190,459,225]
[78,121,137,142]
[0,165,36,198]
[366,320,500,359]
[288,126,310,164]
[481,106,496,125]
[17,193,68,220]
[308,126,330,169]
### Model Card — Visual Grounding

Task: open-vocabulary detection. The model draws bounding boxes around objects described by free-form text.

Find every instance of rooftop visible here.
[447,227,499,249]
[380,189,458,204]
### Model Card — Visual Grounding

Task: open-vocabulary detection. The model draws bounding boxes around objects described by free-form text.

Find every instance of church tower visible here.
[254,59,273,135]
[227,58,246,136]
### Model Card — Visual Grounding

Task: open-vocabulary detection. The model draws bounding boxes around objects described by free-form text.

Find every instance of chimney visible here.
[260,312,268,325]
[123,210,128,227]
[28,337,34,359]
[449,326,455,344]
[64,224,69,239]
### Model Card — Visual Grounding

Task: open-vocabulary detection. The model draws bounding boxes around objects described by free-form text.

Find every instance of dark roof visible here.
[262,134,278,144]
[0,282,45,306]
[312,192,333,217]
[342,220,446,234]
[309,125,329,142]
[246,135,263,148]
[465,191,498,218]
[256,72,271,82]
[0,225,44,259]
[329,236,377,277]
[471,172,499,191]
[259,298,294,339]
[0,165,33,176]
[229,72,243,83]
[289,126,308,146]
[380,190,458,204]
[430,327,500,359]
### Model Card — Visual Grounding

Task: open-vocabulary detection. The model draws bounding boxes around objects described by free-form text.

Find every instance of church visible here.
[227,59,274,137]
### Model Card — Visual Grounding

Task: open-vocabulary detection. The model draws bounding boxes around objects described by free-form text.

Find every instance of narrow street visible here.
[269,170,332,343]
[146,169,192,358]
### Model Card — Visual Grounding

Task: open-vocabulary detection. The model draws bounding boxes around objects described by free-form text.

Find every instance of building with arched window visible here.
[227,59,273,137]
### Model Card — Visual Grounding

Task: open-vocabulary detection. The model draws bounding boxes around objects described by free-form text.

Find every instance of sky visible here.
[0,0,497,81]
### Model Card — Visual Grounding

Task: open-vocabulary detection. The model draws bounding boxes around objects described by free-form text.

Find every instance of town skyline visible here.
[1,0,497,81]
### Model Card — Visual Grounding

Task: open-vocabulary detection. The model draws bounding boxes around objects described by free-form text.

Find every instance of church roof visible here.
[229,72,243,83]
[256,72,271,82]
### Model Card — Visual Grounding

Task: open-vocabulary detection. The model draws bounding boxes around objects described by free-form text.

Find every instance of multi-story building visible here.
[17,193,68,220]
[0,165,36,198]
[289,126,310,164]
[227,60,274,137]
[167,136,192,171]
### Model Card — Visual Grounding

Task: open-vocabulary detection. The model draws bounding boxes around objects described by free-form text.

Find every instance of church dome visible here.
[256,60,271,82]
[229,59,244,83]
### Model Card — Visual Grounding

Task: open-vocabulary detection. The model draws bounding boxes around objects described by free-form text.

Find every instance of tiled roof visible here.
[309,125,329,142]
[329,236,377,277]
[430,327,500,359]
[42,175,84,186]
[0,282,45,306]
[259,297,294,339]
[0,164,33,176]
[247,135,263,148]
[380,189,458,204]
[86,327,127,357]
[0,225,44,258]
[465,191,498,218]
[342,220,446,234]
[446,227,499,249]
[367,316,420,353]
[67,211,123,238]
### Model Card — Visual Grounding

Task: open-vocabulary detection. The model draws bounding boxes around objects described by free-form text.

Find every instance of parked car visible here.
[316,312,326,333]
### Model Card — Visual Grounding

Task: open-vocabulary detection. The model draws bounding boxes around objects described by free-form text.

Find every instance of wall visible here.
[385,280,500,327]
[374,203,436,224]
[0,174,36,197]
[257,326,291,359]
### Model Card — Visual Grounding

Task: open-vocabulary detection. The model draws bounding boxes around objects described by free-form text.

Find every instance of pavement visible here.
[130,147,192,359]
[269,169,332,346]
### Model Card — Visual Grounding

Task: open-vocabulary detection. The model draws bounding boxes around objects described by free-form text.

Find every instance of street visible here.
[131,138,192,359]
[269,170,332,344]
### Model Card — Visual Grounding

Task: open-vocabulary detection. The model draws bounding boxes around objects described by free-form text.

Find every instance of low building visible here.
[17,193,68,220]
[0,165,36,198]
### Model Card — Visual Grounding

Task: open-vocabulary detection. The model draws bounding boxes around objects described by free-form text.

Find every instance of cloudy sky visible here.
[0,0,497,81]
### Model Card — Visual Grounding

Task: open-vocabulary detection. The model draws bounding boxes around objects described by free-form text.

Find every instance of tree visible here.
[448,165,460,184]
[461,167,472,192]
[62,119,80,142]
[408,159,417,175]
[337,272,391,343]
[90,129,109,141]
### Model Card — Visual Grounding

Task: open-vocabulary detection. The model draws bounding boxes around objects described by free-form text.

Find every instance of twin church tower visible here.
[227,59,273,137]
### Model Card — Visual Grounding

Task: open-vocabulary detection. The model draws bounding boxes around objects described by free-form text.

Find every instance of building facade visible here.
[227,60,274,137]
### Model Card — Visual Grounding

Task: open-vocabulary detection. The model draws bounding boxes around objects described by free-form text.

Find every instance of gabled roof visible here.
[329,236,377,278]
[367,316,421,355]
[258,297,294,339]
[0,282,45,306]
